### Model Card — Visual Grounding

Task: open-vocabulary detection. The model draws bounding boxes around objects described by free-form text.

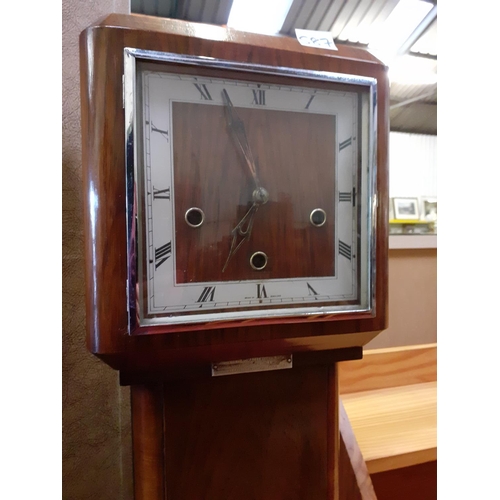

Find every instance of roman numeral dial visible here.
[339,137,352,151]
[152,242,172,269]
[194,83,212,101]
[252,88,266,105]
[137,64,371,325]
[339,241,352,261]
[197,287,216,304]
[153,187,170,200]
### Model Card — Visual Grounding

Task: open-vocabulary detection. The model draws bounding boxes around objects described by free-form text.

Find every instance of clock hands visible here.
[221,89,261,190]
[222,187,270,273]
[222,202,259,273]
[221,89,269,272]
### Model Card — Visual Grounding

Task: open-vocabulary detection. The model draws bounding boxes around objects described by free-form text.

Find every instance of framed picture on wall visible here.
[392,197,420,220]
[421,197,437,221]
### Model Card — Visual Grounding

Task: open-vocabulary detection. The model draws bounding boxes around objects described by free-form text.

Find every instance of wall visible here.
[366,248,437,349]
[367,131,438,350]
[389,132,437,198]
[62,1,133,499]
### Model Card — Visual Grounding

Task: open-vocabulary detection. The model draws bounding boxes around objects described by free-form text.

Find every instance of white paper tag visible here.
[295,29,338,50]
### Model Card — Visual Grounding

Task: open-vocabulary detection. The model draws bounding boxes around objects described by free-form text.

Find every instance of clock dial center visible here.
[252,186,269,205]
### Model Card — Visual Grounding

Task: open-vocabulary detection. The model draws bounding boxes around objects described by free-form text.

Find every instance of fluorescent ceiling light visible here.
[389,55,437,85]
[227,0,293,35]
[368,0,434,65]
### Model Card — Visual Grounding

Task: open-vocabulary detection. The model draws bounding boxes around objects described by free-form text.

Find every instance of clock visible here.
[126,50,376,331]
[80,14,389,371]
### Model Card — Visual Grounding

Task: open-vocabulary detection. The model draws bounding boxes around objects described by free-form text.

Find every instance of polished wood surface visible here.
[338,343,437,394]
[131,385,165,500]
[342,382,437,474]
[129,364,343,499]
[371,461,437,500]
[338,344,437,476]
[173,102,335,282]
[339,401,377,500]
[80,13,389,372]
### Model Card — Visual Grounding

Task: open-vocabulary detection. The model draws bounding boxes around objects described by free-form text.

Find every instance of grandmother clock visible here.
[80,13,389,500]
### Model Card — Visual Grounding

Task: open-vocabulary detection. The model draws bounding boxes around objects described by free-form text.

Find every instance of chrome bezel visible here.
[124,48,378,332]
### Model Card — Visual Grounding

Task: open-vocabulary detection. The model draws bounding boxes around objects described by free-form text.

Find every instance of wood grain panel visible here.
[371,461,437,500]
[338,401,377,500]
[342,382,437,474]
[162,365,335,499]
[338,343,436,394]
[131,385,166,500]
[173,102,335,282]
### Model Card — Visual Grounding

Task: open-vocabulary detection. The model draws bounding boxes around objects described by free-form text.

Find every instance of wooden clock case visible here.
[80,14,389,380]
[80,14,389,500]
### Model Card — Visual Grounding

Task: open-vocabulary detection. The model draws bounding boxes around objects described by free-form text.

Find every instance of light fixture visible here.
[227,0,294,35]
[368,0,434,65]
[389,55,437,85]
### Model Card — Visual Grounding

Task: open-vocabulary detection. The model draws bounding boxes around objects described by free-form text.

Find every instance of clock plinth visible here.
[80,13,388,500]
[132,363,359,500]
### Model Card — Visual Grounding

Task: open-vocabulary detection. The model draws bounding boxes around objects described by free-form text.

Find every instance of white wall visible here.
[389,132,437,198]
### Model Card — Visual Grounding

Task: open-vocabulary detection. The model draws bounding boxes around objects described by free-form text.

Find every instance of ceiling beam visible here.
[390,90,437,110]
[397,5,437,57]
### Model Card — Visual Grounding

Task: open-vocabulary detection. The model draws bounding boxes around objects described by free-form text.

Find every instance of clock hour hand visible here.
[222,202,259,273]
[222,186,270,272]
[221,89,261,189]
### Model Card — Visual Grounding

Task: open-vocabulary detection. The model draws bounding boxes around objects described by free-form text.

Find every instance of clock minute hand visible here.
[221,89,261,189]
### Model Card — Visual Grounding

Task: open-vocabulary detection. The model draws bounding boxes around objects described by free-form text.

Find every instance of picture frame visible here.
[392,197,420,220]
[421,196,437,221]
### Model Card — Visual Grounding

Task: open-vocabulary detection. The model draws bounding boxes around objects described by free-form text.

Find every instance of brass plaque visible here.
[212,355,293,377]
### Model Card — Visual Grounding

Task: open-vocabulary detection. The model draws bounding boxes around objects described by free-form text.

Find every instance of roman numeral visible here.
[252,89,266,105]
[151,122,169,140]
[339,191,352,202]
[339,241,352,260]
[153,242,172,269]
[305,94,315,109]
[339,137,352,151]
[153,187,170,200]
[194,83,212,101]
[339,189,356,207]
[197,286,216,303]
[307,283,319,296]
[257,284,268,299]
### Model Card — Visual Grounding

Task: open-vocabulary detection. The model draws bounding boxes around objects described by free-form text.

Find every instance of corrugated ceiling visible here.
[131,0,437,135]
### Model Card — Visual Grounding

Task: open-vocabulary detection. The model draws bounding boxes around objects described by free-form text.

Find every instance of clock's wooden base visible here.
[131,363,373,500]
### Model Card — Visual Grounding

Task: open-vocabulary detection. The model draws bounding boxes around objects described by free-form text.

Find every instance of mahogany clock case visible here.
[80,14,389,374]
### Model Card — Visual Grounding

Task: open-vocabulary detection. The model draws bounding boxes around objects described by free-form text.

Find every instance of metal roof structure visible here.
[131,0,437,135]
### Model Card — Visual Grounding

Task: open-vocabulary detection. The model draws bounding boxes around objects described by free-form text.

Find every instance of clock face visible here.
[126,50,376,328]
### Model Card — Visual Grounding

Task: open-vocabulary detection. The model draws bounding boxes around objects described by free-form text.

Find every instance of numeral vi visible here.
[257,284,268,299]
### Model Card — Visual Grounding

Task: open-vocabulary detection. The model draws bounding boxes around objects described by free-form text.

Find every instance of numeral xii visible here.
[252,89,266,105]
